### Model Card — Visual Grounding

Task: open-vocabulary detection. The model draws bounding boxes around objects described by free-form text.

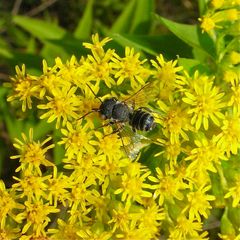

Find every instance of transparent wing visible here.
[121,81,158,109]
[116,123,152,160]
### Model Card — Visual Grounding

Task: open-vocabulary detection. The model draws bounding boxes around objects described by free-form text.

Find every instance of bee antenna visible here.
[78,108,100,120]
[86,83,103,103]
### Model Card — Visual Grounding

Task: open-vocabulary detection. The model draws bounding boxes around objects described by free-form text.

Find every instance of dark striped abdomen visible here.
[129,109,155,132]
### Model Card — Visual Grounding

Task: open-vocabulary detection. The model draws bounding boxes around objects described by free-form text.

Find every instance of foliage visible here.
[0,0,240,239]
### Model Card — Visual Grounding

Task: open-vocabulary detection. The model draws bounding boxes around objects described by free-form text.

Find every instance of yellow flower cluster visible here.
[199,0,240,34]
[2,31,240,239]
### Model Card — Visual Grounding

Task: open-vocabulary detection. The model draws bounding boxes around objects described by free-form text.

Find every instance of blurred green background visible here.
[0,0,199,184]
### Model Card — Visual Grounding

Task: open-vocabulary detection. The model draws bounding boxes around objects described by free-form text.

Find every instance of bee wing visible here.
[121,81,158,108]
[116,124,152,160]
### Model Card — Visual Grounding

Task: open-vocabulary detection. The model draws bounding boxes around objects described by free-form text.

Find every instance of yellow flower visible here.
[115,219,151,240]
[59,122,96,159]
[185,136,228,180]
[169,214,208,240]
[211,0,224,9]
[229,51,240,65]
[108,203,131,232]
[151,54,184,100]
[7,65,38,111]
[182,184,216,222]
[224,176,240,207]
[138,201,165,238]
[46,167,72,207]
[77,228,112,240]
[48,219,81,240]
[18,199,59,236]
[0,180,24,229]
[112,47,149,87]
[228,77,240,114]
[223,69,239,83]
[82,48,116,88]
[12,169,50,201]
[93,127,124,161]
[216,112,240,156]
[11,128,54,175]
[148,166,184,206]
[114,167,152,206]
[199,9,239,33]
[38,86,81,129]
[36,59,70,99]
[83,33,112,59]
[0,225,20,240]
[182,72,225,130]
[155,138,183,168]
[69,174,97,213]
[199,16,216,32]
[157,99,193,143]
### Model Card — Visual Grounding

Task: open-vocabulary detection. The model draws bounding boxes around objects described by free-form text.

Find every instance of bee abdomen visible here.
[129,109,155,131]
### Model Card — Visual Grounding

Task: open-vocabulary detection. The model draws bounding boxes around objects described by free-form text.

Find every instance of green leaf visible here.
[155,15,216,59]
[130,0,154,34]
[112,33,192,58]
[178,57,210,74]
[198,0,207,16]
[12,15,66,40]
[74,0,94,39]
[111,0,137,33]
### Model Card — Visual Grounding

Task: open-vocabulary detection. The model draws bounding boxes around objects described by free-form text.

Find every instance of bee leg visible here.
[103,122,124,138]
[94,121,113,130]
[138,106,153,113]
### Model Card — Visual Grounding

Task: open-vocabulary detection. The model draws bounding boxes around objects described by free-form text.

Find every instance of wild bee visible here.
[81,82,158,158]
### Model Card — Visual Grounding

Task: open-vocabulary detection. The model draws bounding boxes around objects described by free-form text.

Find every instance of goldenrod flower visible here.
[77,228,112,240]
[12,169,50,201]
[108,203,131,232]
[69,174,97,212]
[155,138,183,168]
[7,65,38,111]
[93,127,124,161]
[48,219,81,240]
[11,129,54,175]
[112,47,149,87]
[114,169,152,206]
[169,214,208,240]
[223,69,239,83]
[199,8,239,33]
[217,112,240,156]
[59,122,96,159]
[138,201,165,238]
[211,0,224,9]
[0,181,24,229]
[182,184,216,222]
[46,167,72,207]
[83,33,112,59]
[157,99,192,143]
[148,166,184,206]
[224,176,240,207]
[185,136,228,181]
[229,51,240,65]
[151,54,184,100]
[38,86,81,129]
[228,77,240,114]
[0,225,20,240]
[183,72,225,130]
[18,199,59,236]
[115,219,151,240]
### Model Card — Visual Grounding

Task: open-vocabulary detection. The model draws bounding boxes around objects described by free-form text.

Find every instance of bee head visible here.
[99,98,117,120]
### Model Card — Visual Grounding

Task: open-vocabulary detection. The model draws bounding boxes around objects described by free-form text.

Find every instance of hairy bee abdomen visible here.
[129,109,155,132]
